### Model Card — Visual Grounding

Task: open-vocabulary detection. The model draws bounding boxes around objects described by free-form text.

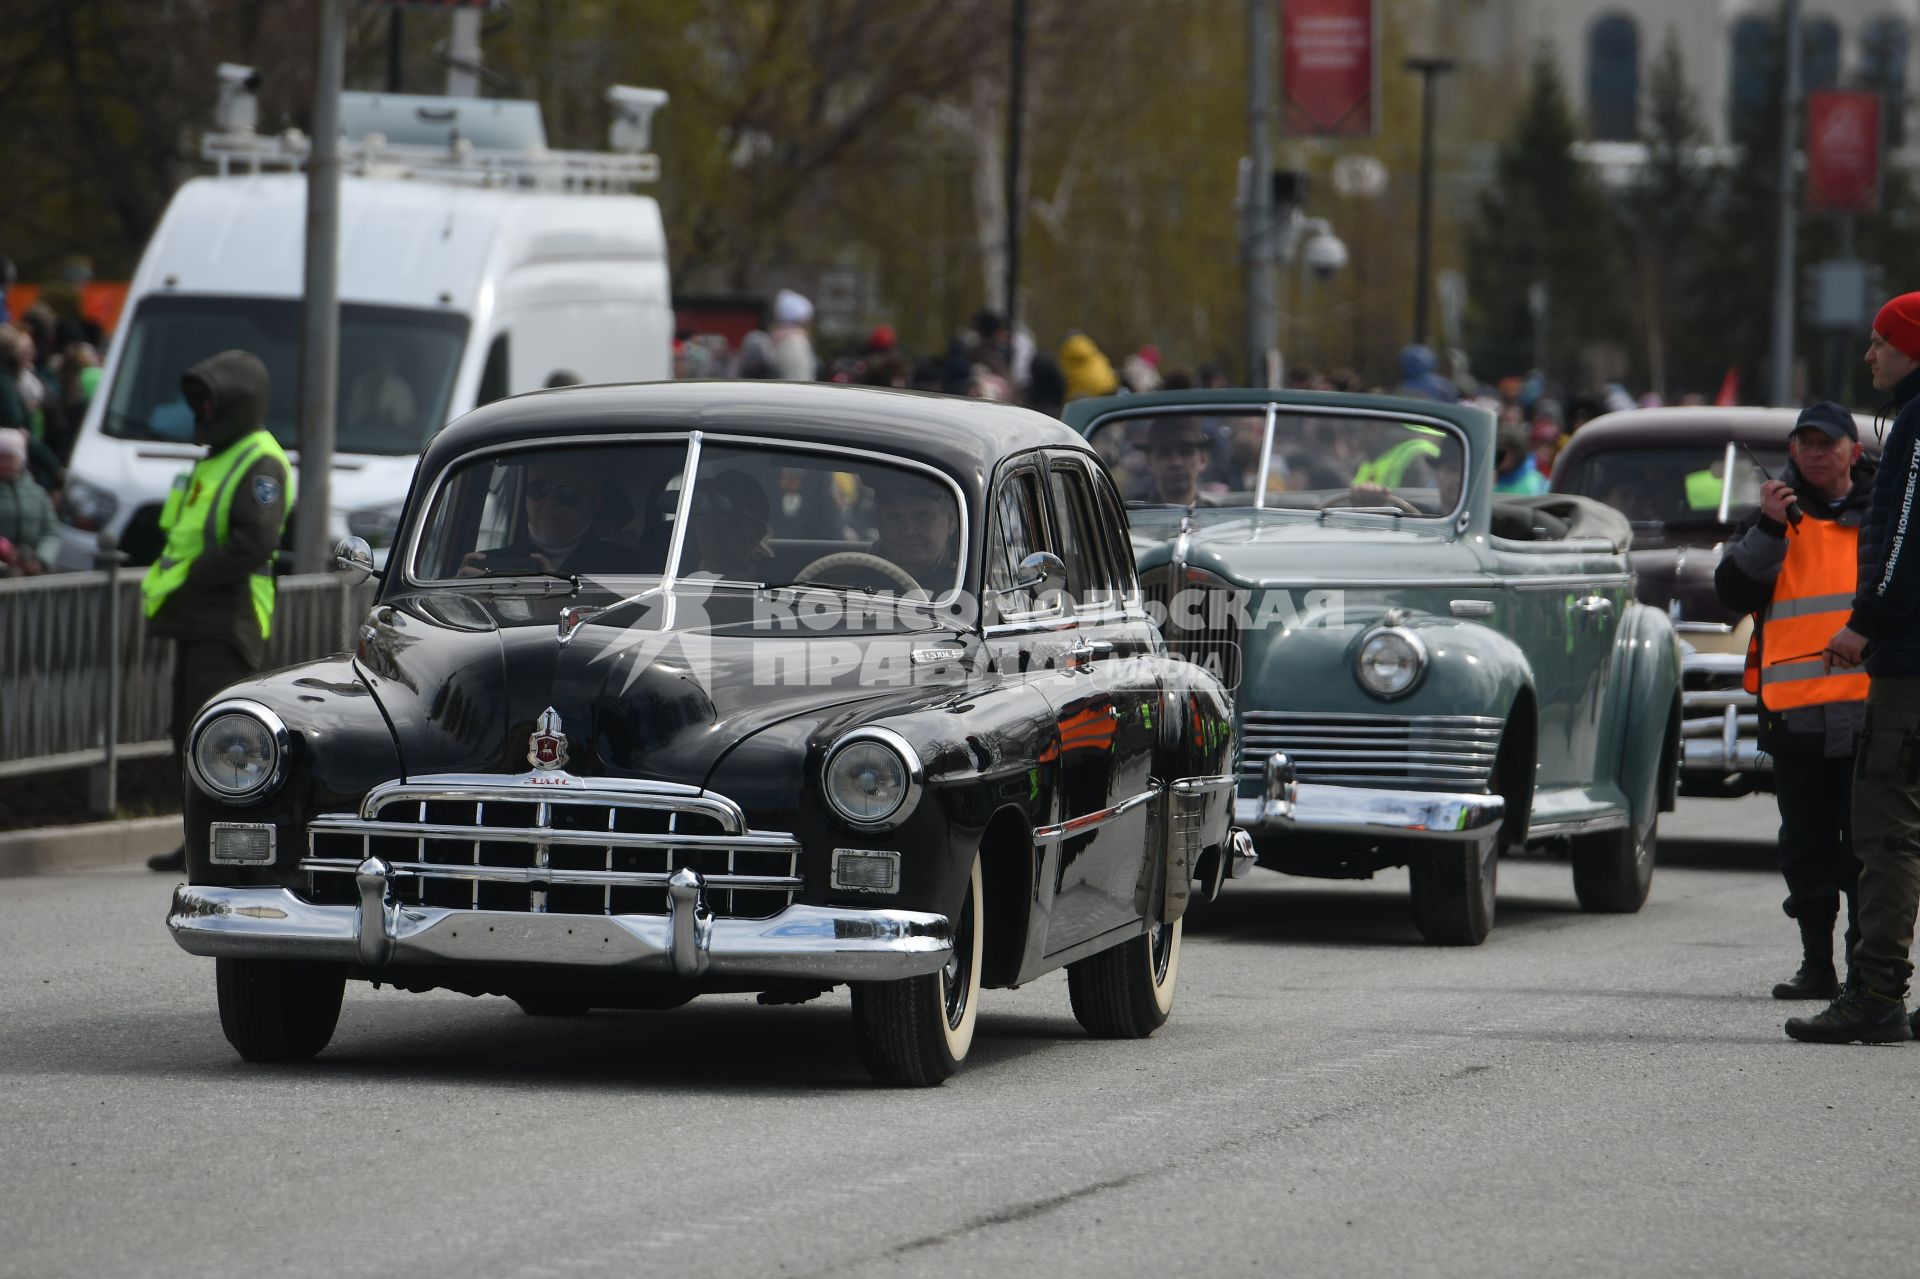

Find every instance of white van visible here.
[56,88,672,569]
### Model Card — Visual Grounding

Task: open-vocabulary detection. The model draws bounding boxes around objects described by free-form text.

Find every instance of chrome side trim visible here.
[1234,783,1505,840]
[1169,774,1238,795]
[169,884,954,983]
[1034,785,1160,845]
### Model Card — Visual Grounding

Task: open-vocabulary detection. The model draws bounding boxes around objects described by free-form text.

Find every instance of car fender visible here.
[1606,600,1682,822]
[1241,608,1535,725]
[182,657,402,885]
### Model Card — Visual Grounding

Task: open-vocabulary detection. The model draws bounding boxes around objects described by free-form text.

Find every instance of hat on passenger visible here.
[1793,400,1859,442]
[1145,417,1208,450]
[1874,292,1920,362]
[0,427,25,462]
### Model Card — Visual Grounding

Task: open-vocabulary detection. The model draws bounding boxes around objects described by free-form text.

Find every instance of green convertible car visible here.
[1066,390,1680,945]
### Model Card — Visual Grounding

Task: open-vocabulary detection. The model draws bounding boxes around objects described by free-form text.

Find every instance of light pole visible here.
[1769,0,1804,405]
[1244,0,1276,386]
[1405,55,1455,347]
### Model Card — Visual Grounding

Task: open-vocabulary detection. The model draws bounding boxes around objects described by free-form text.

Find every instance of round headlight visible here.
[190,704,287,800]
[1356,628,1426,699]
[823,730,923,828]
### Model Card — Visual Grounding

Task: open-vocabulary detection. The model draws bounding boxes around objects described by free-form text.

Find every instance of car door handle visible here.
[1568,595,1612,615]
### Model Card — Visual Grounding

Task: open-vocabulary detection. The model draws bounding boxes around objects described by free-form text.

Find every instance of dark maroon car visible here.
[1552,406,1875,797]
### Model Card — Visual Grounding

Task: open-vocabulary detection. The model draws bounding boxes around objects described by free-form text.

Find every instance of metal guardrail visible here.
[0,557,376,801]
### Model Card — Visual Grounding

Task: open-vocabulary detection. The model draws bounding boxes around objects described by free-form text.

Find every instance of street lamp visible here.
[1405,56,1456,347]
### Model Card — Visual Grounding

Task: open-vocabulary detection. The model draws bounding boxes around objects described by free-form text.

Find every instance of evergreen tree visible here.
[1465,51,1622,389]
[1621,34,1712,398]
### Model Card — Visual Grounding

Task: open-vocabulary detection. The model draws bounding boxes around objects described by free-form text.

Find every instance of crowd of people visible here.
[0,258,105,576]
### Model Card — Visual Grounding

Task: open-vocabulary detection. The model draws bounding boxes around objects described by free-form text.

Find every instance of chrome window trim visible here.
[1034,785,1160,845]
[1083,401,1474,526]
[1488,536,1627,556]
[821,725,926,831]
[1504,574,1633,591]
[186,698,291,802]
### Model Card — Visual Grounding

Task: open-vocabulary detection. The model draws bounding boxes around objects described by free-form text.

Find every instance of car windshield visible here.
[101,295,469,456]
[1557,443,1783,525]
[1088,409,1467,516]
[411,438,966,598]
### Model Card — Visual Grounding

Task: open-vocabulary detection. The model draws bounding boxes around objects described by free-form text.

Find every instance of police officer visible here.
[1714,402,1874,1000]
[1793,293,1920,1042]
[142,350,291,873]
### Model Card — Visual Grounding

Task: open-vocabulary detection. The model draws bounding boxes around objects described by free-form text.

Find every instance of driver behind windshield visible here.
[868,479,959,591]
[686,469,774,579]
[1143,418,1220,506]
[460,454,626,577]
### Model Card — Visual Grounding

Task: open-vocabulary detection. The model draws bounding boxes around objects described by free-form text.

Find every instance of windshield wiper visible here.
[452,569,579,595]
[760,580,883,596]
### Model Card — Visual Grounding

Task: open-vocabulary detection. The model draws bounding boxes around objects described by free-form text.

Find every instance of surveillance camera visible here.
[607,85,670,154]
[1304,233,1349,280]
[215,63,261,134]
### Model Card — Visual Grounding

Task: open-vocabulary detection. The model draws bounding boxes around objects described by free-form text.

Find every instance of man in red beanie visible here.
[1790,293,1920,1042]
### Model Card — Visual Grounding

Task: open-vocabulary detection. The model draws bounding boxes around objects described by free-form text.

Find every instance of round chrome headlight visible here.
[1356,627,1427,699]
[189,702,288,801]
[822,729,923,828]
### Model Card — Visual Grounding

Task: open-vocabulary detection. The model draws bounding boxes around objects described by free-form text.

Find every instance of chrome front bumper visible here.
[1232,752,1504,841]
[1680,653,1772,777]
[168,860,952,983]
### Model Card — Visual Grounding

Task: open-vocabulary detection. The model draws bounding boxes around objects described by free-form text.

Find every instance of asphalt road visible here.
[3,793,1916,1279]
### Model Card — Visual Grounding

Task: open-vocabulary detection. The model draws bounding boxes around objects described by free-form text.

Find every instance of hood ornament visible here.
[528,707,570,771]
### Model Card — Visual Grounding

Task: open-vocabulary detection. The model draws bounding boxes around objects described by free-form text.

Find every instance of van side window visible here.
[477,333,510,407]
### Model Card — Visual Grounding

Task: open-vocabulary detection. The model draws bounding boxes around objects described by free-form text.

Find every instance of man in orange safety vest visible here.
[1714,401,1875,1000]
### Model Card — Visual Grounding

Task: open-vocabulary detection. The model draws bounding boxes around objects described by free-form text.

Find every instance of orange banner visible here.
[6,282,128,338]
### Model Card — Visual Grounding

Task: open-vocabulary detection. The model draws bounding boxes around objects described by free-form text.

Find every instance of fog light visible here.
[831,848,899,894]
[210,822,276,865]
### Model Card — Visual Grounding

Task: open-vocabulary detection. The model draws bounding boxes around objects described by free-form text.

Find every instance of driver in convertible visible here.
[868,477,959,592]
[1143,418,1223,507]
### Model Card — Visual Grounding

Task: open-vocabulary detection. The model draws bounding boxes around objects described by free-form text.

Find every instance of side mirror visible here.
[333,536,380,581]
[1010,550,1067,603]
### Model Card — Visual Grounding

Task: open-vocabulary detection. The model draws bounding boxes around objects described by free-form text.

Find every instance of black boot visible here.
[1785,986,1913,1043]
[1772,903,1839,1000]
[146,846,186,873]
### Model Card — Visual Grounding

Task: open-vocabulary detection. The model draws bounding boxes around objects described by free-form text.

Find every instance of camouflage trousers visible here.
[1852,676,1920,998]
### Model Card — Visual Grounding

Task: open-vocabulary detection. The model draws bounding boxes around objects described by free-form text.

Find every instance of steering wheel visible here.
[1317,486,1423,515]
[791,551,927,598]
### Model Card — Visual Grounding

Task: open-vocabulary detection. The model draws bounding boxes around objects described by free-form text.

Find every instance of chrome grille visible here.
[1239,711,1502,791]
[303,777,801,919]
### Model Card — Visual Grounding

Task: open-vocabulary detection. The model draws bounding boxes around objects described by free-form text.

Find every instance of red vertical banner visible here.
[1806,90,1883,213]
[1281,0,1377,136]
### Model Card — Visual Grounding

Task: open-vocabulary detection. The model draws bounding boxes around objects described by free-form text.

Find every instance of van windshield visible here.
[101,295,469,456]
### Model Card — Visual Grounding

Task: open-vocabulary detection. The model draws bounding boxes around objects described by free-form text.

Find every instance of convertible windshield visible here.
[412,438,964,598]
[101,295,468,456]
[1556,444,1782,525]
[1089,410,1467,516]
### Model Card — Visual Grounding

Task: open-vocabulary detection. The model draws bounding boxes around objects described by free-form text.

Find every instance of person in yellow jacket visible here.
[142,350,292,872]
[1713,401,1874,997]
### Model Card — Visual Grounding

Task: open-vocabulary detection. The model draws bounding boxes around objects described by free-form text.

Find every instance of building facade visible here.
[1455,0,1917,150]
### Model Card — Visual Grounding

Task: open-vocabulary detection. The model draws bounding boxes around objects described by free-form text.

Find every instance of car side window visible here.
[1048,461,1116,611]
[988,466,1048,620]
[1086,458,1140,601]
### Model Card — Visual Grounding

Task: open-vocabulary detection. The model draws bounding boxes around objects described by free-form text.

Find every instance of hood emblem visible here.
[528,707,570,771]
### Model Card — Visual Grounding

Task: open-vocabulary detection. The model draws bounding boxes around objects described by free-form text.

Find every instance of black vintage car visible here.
[167,382,1247,1086]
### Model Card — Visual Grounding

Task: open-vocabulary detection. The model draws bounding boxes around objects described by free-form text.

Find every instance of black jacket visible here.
[1851,364,1920,677]
[147,350,290,666]
[1714,454,1876,756]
